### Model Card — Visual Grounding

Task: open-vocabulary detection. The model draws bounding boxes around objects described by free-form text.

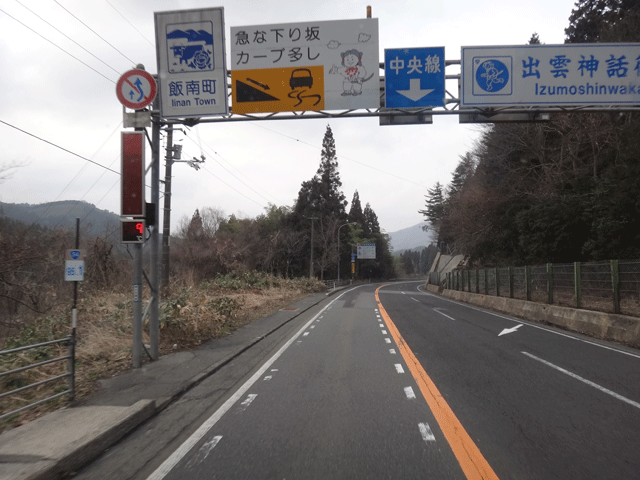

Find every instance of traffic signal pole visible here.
[149,93,161,361]
[132,243,143,368]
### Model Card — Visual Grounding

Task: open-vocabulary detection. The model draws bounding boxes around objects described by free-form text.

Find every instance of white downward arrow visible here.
[397,78,434,102]
[498,324,523,336]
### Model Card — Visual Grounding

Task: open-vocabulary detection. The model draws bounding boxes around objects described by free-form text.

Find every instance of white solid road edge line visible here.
[146,288,357,480]
[522,351,640,410]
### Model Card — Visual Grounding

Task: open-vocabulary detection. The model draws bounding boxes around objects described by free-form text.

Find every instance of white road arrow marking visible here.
[185,436,222,469]
[397,78,434,102]
[498,324,523,336]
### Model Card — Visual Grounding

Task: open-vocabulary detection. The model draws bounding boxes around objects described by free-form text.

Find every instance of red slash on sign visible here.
[116,69,157,110]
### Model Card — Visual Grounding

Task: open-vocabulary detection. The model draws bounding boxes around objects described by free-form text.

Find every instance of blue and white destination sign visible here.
[461,44,640,107]
[385,47,445,108]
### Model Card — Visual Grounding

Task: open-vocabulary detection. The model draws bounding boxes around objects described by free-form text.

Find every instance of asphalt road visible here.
[76,282,640,479]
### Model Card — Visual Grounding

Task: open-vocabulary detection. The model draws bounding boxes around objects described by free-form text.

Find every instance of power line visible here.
[13,0,121,76]
[0,119,120,175]
[250,123,429,189]
[104,0,155,49]
[0,119,122,228]
[200,165,267,209]
[181,133,280,205]
[53,0,136,65]
[186,124,288,204]
[0,7,116,84]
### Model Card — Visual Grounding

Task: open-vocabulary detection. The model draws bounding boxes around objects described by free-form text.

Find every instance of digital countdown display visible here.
[121,219,146,244]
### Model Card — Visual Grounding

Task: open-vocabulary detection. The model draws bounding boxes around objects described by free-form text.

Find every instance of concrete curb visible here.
[426,284,640,347]
[0,400,155,480]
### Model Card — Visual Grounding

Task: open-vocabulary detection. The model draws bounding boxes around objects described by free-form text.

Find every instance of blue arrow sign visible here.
[134,78,145,102]
[385,47,445,108]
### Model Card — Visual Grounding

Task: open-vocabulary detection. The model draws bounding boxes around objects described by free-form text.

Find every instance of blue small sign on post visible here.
[384,47,445,108]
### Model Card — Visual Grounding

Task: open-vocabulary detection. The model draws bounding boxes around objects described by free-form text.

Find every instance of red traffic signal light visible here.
[121,219,146,243]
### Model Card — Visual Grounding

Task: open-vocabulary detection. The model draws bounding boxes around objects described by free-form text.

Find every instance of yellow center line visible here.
[375,286,499,480]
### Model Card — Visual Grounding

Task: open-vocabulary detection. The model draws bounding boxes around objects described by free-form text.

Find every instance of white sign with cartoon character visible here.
[231,18,379,112]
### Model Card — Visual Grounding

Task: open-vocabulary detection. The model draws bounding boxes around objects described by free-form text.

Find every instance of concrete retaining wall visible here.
[425,284,640,348]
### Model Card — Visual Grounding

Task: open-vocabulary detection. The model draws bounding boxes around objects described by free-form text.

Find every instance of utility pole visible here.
[305,216,318,278]
[337,222,356,282]
[160,129,202,290]
[161,125,174,290]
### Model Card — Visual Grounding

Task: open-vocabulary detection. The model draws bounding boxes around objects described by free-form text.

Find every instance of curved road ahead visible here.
[77,281,640,479]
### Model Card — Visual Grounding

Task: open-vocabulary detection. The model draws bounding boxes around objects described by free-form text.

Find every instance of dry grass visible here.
[0,274,325,432]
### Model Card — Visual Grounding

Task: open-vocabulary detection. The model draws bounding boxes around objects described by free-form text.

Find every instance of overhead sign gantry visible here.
[120,7,640,368]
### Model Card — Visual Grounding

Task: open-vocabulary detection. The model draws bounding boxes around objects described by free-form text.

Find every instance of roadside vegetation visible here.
[0,230,325,432]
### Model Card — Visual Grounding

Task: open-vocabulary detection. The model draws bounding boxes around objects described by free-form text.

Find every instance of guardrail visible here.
[446,260,640,316]
[323,279,352,290]
[0,336,75,421]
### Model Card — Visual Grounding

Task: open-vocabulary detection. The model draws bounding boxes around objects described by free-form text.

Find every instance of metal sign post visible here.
[64,218,82,400]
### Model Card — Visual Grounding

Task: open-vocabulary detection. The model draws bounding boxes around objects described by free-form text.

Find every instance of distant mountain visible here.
[387,222,436,254]
[166,29,213,44]
[0,200,121,237]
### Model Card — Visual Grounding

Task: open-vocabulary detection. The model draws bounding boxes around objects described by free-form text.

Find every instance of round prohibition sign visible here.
[116,69,157,109]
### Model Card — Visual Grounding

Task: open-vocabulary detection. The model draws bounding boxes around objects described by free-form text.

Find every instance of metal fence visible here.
[0,336,75,421]
[446,260,640,317]
[323,279,352,290]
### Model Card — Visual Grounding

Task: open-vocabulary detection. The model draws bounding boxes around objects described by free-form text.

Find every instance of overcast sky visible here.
[0,0,574,234]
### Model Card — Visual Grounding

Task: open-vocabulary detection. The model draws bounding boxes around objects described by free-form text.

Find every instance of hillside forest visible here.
[171,125,395,283]
[420,0,640,266]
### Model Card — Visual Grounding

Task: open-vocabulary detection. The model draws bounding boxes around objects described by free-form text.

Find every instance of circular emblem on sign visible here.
[116,69,157,109]
[475,59,509,93]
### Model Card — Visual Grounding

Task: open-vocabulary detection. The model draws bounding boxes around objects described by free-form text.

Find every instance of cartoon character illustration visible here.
[479,61,505,92]
[329,49,374,96]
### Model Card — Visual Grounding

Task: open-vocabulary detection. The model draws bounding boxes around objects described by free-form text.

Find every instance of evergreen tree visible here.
[419,182,445,237]
[293,125,347,279]
[294,125,347,220]
[447,153,476,200]
[348,190,366,227]
[363,202,380,236]
[565,0,640,43]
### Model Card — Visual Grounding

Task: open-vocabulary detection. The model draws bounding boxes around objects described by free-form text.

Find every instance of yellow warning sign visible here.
[231,66,324,114]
